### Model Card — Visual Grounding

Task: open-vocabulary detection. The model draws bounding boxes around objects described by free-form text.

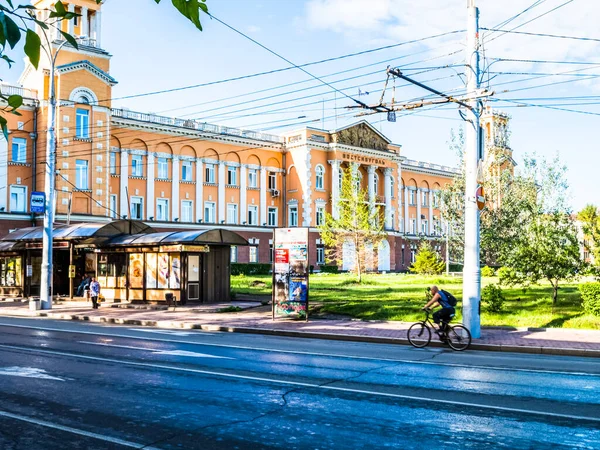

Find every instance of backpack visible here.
[440,290,458,307]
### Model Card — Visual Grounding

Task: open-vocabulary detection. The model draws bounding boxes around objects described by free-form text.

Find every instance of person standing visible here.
[89,277,101,309]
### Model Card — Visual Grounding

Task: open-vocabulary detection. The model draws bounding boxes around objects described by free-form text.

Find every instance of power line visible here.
[490,58,600,66]
[482,28,600,43]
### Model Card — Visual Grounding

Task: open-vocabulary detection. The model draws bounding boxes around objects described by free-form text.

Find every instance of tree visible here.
[0,0,209,136]
[319,168,386,283]
[500,212,583,305]
[578,204,600,270]
[410,240,445,275]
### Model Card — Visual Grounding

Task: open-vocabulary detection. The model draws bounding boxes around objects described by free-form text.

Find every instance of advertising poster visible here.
[158,253,169,288]
[129,254,144,288]
[170,255,181,289]
[272,228,309,320]
[146,253,157,289]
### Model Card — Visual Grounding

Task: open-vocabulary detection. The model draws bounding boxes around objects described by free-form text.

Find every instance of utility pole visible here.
[40,40,68,310]
[462,0,482,338]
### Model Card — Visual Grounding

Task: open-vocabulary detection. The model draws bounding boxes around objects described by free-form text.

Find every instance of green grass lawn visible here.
[231,273,600,330]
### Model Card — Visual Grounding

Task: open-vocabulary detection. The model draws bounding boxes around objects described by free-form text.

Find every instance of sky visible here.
[3,0,600,211]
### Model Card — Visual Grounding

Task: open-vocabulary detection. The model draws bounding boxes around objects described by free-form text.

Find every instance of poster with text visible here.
[272,228,309,320]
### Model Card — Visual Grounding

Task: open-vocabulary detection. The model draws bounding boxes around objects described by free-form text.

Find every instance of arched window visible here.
[315,164,325,190]
[78,95,90,104]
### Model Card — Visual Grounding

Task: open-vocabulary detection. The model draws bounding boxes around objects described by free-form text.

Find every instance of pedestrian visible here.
[89,277,101,309]
[76,274,91,297]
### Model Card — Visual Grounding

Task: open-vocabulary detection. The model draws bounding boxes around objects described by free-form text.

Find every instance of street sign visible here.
[387,111,396,122]
[69,265,76,278]
[30,192,45,213]
[476,186,485,211]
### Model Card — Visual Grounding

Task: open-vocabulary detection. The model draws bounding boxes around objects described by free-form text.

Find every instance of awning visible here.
[103,228,249,247]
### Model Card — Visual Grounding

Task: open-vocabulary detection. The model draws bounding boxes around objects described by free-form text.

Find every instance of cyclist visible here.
[422,285,455,337]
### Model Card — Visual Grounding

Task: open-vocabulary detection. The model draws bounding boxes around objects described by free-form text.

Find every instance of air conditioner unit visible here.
[271,189,280,197]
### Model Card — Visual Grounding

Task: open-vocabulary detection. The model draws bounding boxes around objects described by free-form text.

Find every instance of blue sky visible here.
[4,0,599,211]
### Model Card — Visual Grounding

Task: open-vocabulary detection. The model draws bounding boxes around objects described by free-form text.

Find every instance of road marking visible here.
[79,341,233,359]
[0,343,598,424]
[0,409,161,449]
[0,321,598,377]
[128,328,213,336]
[0,366,69,381]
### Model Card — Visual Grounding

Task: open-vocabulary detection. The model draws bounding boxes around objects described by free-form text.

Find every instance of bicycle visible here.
[407,308,472,351]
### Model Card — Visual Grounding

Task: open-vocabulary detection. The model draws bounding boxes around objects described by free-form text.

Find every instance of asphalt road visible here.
[0,317,598,449]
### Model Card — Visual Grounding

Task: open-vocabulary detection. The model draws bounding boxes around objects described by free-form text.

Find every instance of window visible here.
[227,204,238,224]
[269,242,274,263]
[411,248,417,263]
[131,155,143,177]
[181,161,193,182]
[248,169,258,188]
[156,199,169,221]
[317,243,325,265]
[268,172,276,190]
[248,205,258,225]
[230,246,238,263]
[249,246,258,263]
[181,200,193,222]
[422,191,428,207]
[75,159,89,189]
[410,219,416,234]
[373,173,379,196]
[157,157,168,179]
[205,164,215,183]
[433,191,439,208]
[409,189,415,205]
[422,220,428,234]
[75,108,89,138]
[11,137,26,163]
[109,152,117,175]
[315,165,324,190]
[227,166,237,186]
[268,207,277,227]
[316,205,325,226]
[204,202,216,223]
[288,205,298,227]
[110,194,117,218]
[131,196,143,220]
[9,186,26,212]
[389,177,394,199]
[338,170,343,190]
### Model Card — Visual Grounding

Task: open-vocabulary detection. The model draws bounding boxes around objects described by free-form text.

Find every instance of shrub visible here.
[319,265,339,274]
[481,266,496,277]
[410,241,445,275]
[449,264,463,273]
[482,284,505,313]
[579,283,600,317]
[231,263,271,276]
[497,266,515,285]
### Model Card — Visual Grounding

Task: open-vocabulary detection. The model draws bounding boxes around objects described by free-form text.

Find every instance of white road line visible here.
[0,343,598,424]
[0,321,597,377]
[79,341,233,359]
[0,366,70,381]
[128,328,214,336]
[0,409,161,449]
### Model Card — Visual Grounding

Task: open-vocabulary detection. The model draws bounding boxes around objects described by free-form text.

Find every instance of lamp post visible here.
[40,39,68,310]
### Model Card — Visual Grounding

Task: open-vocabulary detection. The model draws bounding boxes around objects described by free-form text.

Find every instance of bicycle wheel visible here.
[407,322,431,348]
[447,325,472,351]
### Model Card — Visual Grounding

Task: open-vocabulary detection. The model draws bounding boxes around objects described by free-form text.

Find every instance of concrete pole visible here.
[462,0,482,338]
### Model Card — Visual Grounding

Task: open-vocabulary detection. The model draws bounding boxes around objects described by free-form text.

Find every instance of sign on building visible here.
[30,192,45,213]
[272,228,309,321]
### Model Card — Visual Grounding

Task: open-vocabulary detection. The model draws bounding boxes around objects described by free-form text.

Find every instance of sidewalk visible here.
[1,300,599,357]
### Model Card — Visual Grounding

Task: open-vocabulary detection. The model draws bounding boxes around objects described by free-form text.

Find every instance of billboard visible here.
[272,228,309,320]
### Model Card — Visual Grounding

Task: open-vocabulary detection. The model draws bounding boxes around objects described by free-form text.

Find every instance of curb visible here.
[5,310,599,359]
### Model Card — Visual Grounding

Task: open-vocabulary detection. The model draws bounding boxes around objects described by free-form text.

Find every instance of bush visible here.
[497,266,515,285]
[319,265,339,274]
[482,284,505,313]
[481,266,496,277]
[449,264,463,273]
[231,263,271,276]
[579,283,600,317]
[410,241,445,275]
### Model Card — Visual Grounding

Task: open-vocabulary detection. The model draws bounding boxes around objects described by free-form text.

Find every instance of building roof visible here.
[331,119,392,144]
[103,229,249,247]
[56,60,118,86]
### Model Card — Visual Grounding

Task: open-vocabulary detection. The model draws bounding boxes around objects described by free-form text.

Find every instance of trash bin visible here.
[29,299,41,311]
[165,293,174,307]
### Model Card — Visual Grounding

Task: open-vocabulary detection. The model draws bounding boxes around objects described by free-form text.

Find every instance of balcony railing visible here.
[0,83,38,99]
[111,108,285,144]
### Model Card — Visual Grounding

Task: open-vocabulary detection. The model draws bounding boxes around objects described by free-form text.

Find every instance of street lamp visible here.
[40,36,69,310]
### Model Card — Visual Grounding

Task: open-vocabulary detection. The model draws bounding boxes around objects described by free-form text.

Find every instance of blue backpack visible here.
[439,290,458,307]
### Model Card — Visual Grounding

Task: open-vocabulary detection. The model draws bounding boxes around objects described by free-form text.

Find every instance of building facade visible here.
[0,0,499,274]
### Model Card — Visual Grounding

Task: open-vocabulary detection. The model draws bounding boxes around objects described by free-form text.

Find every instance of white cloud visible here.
[247,25,261,33]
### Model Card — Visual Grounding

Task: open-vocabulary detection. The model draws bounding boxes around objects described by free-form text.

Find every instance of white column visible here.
[218,161,226,223]
[260,167,267,226]
[146,152,155,220]
[120,149,129,218]
[195,158,203,222]
[95,10,102,47]
[0,135,7,212]
[67,4,74,36]
[367,165,376,203]
[428,191,434,235]
[404,188,409,233]
[81,7,89,38]
[240,164,247,224]
[329,160,341,219]
[396,164,403,232]
[172,156,180,221]
[384,168,393,230]
[416,188,422,234]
